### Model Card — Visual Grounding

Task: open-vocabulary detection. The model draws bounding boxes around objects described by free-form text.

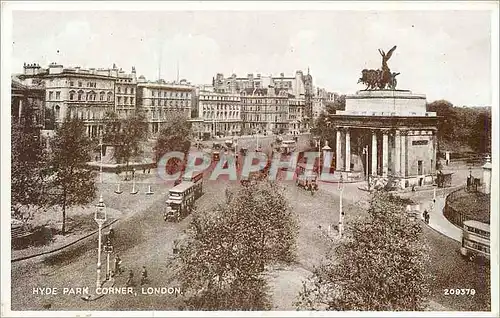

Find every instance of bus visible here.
[460,220,490,262]
[182,171,204,199]
[164,181,196,222]
[280,140,296,155]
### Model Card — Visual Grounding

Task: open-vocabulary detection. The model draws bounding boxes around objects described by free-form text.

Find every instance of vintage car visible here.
[296,172,318,191]
[212,151,220,162]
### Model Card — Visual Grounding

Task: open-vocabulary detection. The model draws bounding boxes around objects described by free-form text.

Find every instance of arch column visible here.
[395,130,401,176]
[382,129,389,177]
[336,128,342,171]
[345,128,351,172]
[400,130,407,178]
[371,129,378,176]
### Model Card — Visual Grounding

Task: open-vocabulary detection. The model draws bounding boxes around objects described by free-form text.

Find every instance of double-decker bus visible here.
[164,181,196,222]
[460,220,490,262]
[182,171,204,199]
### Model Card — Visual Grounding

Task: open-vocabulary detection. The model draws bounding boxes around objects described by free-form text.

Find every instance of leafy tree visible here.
[102,111,148,175]
[154,113,192,173]
[469,110,491,154]
[295,192,432,311]
[46,117,97,234]
[179,181,297,310]
[11,109,46,224]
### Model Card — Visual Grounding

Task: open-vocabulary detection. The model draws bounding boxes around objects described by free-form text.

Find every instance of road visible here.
[10,164,490,311]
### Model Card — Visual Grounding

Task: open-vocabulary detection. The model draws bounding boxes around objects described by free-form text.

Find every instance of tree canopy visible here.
[46,117,97,234]
[295,192,432,311]
[179,181,297,310]
[154,113,192,159]
[11,108,46,223]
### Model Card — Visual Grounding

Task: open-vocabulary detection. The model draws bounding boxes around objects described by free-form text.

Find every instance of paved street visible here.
[10,163,490,311]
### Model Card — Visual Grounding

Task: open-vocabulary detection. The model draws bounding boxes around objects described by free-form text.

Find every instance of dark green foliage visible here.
[46,117,97,234]
[11,112,46,223]
[179,181,297,310]
[427,100,491,154]
[154,113,192,162]
[296,192,432,311]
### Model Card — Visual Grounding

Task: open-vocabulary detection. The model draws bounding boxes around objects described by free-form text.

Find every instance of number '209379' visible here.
[444,288,476,296]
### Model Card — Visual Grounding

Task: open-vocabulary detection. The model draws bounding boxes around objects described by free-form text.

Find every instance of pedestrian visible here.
[148,168,151,174]
[140,266,148,285]
[114,254,122,275]
[108,225,115,242]
[143,167,146,174]
[126,270,134,287]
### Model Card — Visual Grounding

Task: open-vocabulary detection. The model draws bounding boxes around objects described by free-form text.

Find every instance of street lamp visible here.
[362,145,369,189]
[99,136,104,184]
[94,195,107,288]
[338,174,344,238]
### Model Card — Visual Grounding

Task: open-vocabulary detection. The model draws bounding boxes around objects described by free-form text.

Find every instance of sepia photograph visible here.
[1,1,498,317]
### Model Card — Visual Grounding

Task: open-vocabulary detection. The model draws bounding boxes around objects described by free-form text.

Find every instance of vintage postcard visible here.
[1,1,498,317]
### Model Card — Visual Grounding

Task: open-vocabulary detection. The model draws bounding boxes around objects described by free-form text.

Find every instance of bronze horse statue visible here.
[357,46,399,90]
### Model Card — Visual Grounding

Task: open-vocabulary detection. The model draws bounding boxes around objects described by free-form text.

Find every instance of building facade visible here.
[213,70,309,97]
[17,63,139,138]
[240,88,289,134]
[313,88,335,120]
[11,77,45,128]
[197,88,242,138]
[329,89,438,189]
[136,79,195,134]
[114,66,137,119]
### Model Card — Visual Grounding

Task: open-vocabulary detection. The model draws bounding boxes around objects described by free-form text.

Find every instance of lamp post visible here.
[362,145,369,188]
[99,136,103,184]
[338,174,344,238]
[94,195,107,288]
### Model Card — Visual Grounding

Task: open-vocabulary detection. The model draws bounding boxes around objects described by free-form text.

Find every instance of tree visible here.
[469,110,491,154]
[11,108,46,224]
[179,181,298,310]
[46,117,97,234]
[296,192,432,311]
[103,111,148,176]
[154,113,192,173]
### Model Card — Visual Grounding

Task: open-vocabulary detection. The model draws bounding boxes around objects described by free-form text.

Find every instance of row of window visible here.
[151,90,191,99]
[116,96,135,105]
[201,95,239,101]
[242,115,287,122]
[117,86,135,94]
[204,124,240,131]
[202,111,240,119]
[151,99,190,107]
[69,91,113,102]
[47,91,61,100]
[241,99,288,104]
[243,106,287,112]
[202,105,240,111]
[69,81,97,88]
[149,109,190,120]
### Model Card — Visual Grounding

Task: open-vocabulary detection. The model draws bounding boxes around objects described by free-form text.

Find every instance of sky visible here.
[10,8,494,106]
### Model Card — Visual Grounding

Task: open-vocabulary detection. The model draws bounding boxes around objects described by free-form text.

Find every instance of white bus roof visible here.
[463,220,490,232]
[170,181,195,193]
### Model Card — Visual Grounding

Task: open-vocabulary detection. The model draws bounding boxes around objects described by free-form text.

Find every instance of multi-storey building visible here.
[288,97,306,134]
[136,79,195,134]
[11,77,45,128]
[313,87,336,120]
[240,88,289,134]
[114,66,137,119]
[214,71,309,97]
[198,87,242,138]
[17,63,137,138]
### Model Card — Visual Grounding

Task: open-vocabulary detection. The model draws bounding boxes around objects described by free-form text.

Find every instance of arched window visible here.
[54,105,60,119]
[107,92,112,102]
[99,92,105,101]
[78,90,84,101]
[69,91,76,101]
